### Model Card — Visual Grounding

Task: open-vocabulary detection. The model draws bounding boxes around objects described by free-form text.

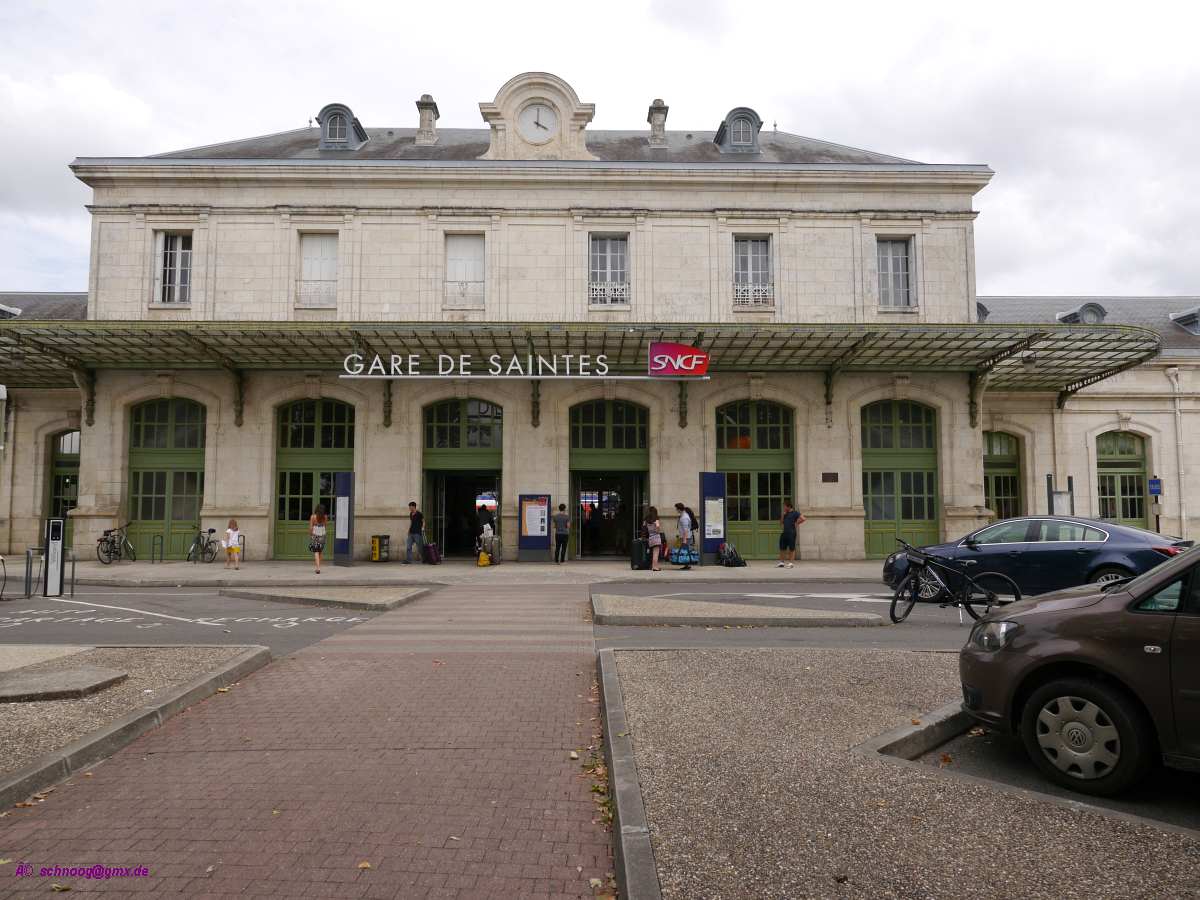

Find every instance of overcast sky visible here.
[1,0,1196,297]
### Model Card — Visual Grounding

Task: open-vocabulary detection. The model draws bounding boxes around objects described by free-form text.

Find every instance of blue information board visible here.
[699,471,726,565]
[1148,478,1162,496]
[518,493,552,561]
[333,471,354,566]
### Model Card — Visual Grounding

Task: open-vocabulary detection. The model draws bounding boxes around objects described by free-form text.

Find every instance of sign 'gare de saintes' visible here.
[342,341,712,380]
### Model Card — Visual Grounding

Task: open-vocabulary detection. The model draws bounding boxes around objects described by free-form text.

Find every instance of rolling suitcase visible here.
[630,538,651,570]
[423,542,442,565]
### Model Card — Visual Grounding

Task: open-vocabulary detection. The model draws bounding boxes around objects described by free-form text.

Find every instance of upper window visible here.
[154,232,192,305]
[278,399,354,450]
[298,234,338,308]
[445,234,485,308]
[861,401,935,450]
[971,521,1031,545]
[57,430,81,455]
[733,237,773,309]
[1135,578,1184,613]
[570,400,647,450]
[716,401,792,451]
[714,107,762,153]
[589,235,629,305]
[731,118,753,145]
[327,114,347,142]
[424,399,502,449]
[877,238,913,308]
[1032,520,1107,542]
[131,399,205,450]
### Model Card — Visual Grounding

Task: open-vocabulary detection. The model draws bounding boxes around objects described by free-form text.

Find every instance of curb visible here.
[217,587,430,611]
[853,700,972,760]
[597,649,663,900]
[0,644,272,810]
[77,577,449,589]
[590,593,883,628]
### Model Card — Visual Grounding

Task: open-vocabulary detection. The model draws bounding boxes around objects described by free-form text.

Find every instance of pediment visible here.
[478,72,596,161]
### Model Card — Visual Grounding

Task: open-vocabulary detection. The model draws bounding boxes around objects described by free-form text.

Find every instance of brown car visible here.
[960,545,1200,796]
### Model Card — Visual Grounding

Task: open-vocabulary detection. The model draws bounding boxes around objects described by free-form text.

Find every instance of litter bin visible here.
[371,534,390,562]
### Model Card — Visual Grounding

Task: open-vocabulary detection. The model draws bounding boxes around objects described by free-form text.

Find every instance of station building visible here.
[0,72,1189,562]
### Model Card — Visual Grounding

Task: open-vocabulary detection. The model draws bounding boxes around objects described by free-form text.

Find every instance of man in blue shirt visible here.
[777,500,806,569]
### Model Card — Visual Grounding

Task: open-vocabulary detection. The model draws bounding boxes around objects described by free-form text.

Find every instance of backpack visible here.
[719,542,747,568]
[683,507,699,538]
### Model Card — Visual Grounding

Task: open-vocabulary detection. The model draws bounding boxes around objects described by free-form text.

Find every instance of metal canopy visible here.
[0,320,1159,395]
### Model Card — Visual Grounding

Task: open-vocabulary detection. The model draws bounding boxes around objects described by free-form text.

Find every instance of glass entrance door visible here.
[573,472,645,558]
[424,471,500,557]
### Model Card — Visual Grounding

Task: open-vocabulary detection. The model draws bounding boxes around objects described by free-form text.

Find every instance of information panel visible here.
[518,494,552,561]
[333,471,354,566]
[699,471,726,565]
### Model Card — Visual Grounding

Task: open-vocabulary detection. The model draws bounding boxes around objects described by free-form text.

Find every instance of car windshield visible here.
[1114,543,1200,593]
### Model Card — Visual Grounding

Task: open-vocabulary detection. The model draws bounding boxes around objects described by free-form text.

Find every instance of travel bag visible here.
[718,542,747,567]
[630,538,651,570]
[423,542,442,565]
[669,545,700,566]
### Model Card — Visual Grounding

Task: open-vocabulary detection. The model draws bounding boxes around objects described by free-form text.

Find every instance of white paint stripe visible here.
[48,597,223,626]
[741,593,803,599]
[75,591,215,597]
[844,598,891,603]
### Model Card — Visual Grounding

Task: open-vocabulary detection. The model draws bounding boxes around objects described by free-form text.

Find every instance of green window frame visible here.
[716,400,792,452]
[861,400,939,557]
[569,400,649,471]
[424,399,502,450]
[279,399,355,451]
[983,430,1022,521]
[1096,431,1148,527]
[131,398,206,451]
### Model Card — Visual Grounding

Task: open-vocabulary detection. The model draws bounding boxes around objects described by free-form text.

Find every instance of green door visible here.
[1096,431,1148,528]
[274,399,355,558]
[48,430,80,549]
[862,400,939,558]
[983,431,1022,521]
[570,400,649,557]
[716,400,795,559]
[127,399,206,559]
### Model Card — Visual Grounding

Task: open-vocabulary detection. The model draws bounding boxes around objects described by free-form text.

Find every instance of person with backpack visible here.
[777,499,806,568]
[673,502,697,570]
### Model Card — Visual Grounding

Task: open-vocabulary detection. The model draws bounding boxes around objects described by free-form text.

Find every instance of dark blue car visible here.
[882,516,1191,596]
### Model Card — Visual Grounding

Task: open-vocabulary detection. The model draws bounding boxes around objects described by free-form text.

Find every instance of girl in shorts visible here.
[224,518,241,570]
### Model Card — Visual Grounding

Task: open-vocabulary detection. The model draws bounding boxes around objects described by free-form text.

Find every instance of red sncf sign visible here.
[647,341,710,377]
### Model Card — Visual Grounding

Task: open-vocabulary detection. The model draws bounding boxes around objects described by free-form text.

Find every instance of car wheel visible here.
[1088,565,1133,585]
[1019,678,1153,796]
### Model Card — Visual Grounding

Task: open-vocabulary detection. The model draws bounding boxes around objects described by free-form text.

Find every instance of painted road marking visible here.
[47,597,224,626]
[0,603,370,630]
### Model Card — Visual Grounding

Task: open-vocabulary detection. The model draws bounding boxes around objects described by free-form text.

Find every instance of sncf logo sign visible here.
[647,341,710,377]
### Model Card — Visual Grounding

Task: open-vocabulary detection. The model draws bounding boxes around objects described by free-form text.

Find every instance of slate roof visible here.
[979,296,1200,356]
[151,126,926,166]
[0,292,88,320]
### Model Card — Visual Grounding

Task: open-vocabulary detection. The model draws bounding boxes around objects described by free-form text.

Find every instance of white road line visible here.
[844,598,892,604]
[75,591,216,597]
[741,593,804,599]
[48,597,224,626]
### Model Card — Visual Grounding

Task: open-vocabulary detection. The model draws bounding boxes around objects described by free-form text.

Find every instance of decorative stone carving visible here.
[478,72,596,161]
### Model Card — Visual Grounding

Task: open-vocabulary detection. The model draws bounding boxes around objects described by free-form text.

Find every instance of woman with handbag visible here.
[644,506,663,572]
[309,504,328,574]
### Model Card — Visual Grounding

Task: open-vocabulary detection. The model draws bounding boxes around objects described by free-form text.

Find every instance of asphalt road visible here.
[920,726,1200,833]
[0,586,380,655]
[593,580,975,651]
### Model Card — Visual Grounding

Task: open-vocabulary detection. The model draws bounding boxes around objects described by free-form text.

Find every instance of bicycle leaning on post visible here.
[889,538,1022,624]
[96,523,137,564]
[185,526,220,563]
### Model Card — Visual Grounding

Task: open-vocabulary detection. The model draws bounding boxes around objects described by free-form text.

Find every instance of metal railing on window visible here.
[589,282,630,305]
[296,280,337,308]
[444,281,485,308]
[733,282,775,309]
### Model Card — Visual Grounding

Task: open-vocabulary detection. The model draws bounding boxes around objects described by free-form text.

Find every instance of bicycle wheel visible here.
[890,573,919,623]
[97,540,114,565]
[123,538,137,562]
[964,572,1022,620]
[202,541,218,564]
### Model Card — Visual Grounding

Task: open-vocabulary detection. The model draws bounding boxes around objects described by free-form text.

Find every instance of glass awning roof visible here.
[0,320,1160,397]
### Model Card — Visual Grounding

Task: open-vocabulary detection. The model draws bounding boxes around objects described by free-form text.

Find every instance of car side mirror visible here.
[964,538,979,548]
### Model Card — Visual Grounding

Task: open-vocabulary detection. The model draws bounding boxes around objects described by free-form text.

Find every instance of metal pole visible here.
[70,550,77,597]
[1045,474,1054,515]
[24,548,33,598]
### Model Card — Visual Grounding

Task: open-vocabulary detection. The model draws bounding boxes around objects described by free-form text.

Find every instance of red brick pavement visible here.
[0,585,613,898]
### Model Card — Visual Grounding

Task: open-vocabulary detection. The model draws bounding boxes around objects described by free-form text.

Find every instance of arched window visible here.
[278,399,354,450]
[716,400,792,451]
[983,431,1022,520]
[128,399,207,559]
[861,400,939,557]
[731,117,752,145]
[328,113,347,142]
[131,398,206,450]
[570,400,647,451]
[1097,431,1147,527]
[424,399,502,450]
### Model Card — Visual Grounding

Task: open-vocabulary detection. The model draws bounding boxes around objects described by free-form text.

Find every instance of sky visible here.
[1,0,1197,297]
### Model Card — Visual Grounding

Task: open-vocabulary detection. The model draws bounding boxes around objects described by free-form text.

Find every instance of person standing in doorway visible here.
[777,499,806,569]
[644,506,664,571]
[673,502,695,570]
[552,503,571,564]
[309,505,328,575]
[405,501,425,564]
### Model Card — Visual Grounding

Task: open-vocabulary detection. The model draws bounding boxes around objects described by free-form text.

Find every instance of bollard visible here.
[24,548,33,599]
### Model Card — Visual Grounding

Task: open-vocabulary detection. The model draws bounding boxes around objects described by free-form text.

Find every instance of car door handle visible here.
[1144,645,1163,654]
[960,560,977,566]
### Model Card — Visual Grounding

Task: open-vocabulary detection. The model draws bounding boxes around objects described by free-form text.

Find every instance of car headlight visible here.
[969,621,1020,651]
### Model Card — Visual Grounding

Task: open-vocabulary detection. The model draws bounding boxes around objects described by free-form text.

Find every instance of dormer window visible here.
[1056,302,1107,325]
[328,114,347,142]
[316,103,369,150]
[714,107,763,154]
[1169,307,1200,335]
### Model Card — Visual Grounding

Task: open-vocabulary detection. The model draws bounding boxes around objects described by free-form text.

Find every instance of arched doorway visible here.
[128,399,206,559]
[570,399,648,558]
[715,400,794,559]
[48,430,80,547]
[423,399,502,557]
[274,399,355,558]
[861,400,938,557]
[983,431,1022,521]
[1096,431,1148,528]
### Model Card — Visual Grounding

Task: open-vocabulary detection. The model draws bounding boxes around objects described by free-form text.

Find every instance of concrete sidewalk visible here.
[0,584,613,898]
[70,557,884,588]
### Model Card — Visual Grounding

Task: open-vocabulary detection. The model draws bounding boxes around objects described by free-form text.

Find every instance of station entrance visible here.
[569,399,649,558]
[425,472,501,557]
[422,398,503,557]
[573,472,647,558]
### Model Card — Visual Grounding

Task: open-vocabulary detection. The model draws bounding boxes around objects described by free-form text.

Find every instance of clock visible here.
[517,102,559,144]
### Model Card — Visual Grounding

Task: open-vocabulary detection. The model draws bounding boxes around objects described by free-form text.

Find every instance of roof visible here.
[979,296,1200,355]
[0,292,87,320]
[148,126,929,166]
[0,321,1159,406]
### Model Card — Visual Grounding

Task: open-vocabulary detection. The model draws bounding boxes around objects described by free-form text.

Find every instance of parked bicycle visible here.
[96,523,136,564]
[890,538,1022,624]
[186,526,220,564]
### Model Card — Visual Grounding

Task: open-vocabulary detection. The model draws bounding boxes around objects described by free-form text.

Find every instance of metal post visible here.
[70,550,77,597]
[1067,476,1075,515]
[1045,474,1054,515]
[24,548,33,599]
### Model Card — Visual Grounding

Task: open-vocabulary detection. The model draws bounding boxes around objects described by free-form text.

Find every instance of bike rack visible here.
[151,534,164,564]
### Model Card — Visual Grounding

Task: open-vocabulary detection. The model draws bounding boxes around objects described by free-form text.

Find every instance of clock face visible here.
[517,102,559,144]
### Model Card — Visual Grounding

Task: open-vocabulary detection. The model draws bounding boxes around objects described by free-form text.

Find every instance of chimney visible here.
[647,99,668,148]
[415,94,439,145]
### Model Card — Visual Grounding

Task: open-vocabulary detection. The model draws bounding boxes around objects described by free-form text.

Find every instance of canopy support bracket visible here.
[382,379,393,428]
[678,381,688,429]
[230,368,246,427]
[531,379,541,428]
[70,367,96,427]
[968,370,988,428]
[1056,355,1150,409]
[824,369,835,428]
